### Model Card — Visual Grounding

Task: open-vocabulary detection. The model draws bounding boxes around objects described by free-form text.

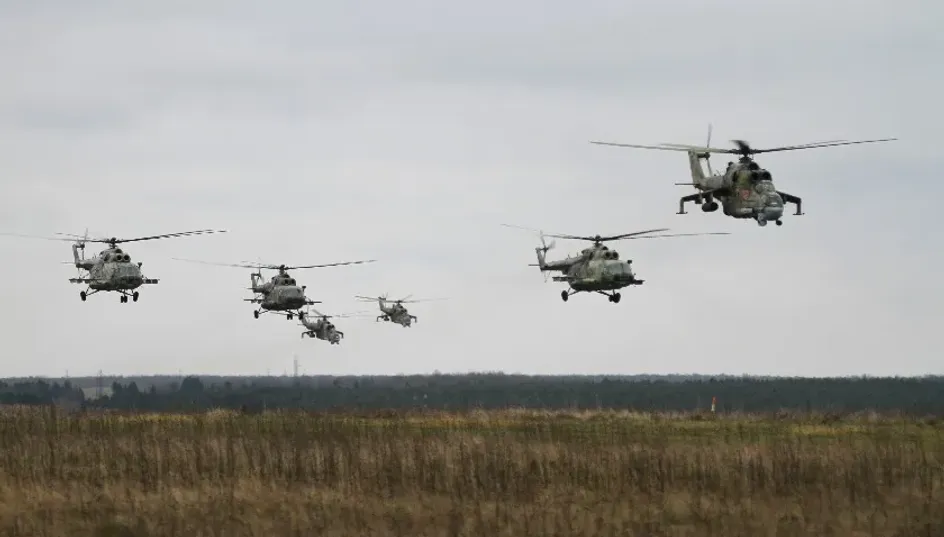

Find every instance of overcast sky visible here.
[0,0,940,378]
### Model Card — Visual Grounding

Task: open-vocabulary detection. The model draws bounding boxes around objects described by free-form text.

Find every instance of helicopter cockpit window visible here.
[755,181,775,193]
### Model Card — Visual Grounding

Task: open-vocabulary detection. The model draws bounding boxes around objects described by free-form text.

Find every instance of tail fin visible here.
[687,151,707,183]
[532,231,554,270]
[687,123,713,183]
[534,246,547,269]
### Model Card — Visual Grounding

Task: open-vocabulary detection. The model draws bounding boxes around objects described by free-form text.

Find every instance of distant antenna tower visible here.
[293,354,299,378]
[96,369,103,398]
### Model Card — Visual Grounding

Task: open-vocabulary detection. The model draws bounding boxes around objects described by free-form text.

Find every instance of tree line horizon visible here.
[1,373,943,415]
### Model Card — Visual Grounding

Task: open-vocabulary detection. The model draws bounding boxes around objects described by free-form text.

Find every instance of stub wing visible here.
[777,191,804,215]
[68,278,92,284]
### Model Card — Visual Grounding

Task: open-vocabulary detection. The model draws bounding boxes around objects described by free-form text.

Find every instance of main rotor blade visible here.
[397,297,448,303]
[0,232,79,243]
[590,141,718,153]
[659,139,847,152]
[282,259,376,270]
[69,229,228,244]
[596,228,673,241]
[625,231,731,240]
[748,137,897,154]
[171,258,262,269]
[543,228,670,242]
[332,310,371,318]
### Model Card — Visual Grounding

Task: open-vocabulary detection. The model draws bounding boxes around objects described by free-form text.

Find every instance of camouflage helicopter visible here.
[298,308,369,344]
[354,294,445,327]
[0,228,227,303]
[173,258,376,320]
[503,224,729,303]
[591,127,897,226]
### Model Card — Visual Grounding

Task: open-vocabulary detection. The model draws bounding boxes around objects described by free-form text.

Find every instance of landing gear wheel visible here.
[132,292,139,302]
[775,220,783,226]
[253,311,260,319]
[612,293,621,303]
[561,290,569,302]
[287,313,293,321]
[120,295,127,303]
[80,291,87,302]
[758,219,768,227]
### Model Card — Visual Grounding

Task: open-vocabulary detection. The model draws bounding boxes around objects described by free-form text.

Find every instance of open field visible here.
[0,407,942,536]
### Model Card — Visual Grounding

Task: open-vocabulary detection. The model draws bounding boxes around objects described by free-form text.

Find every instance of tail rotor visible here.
[537,231,555,282]
[703,124,714,175]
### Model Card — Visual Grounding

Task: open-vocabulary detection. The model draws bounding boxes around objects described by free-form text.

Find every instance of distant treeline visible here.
[2,373,944,415]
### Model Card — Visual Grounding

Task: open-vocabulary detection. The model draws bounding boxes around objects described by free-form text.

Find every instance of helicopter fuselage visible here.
[84,260,145,290]
[250,272,309,311]
[682,152,799,227]
[537,245,642,303]
[565,258,638,291]
[72,246,147,290]
[377,301,416,327]
[257,285,308,311]
[301,318,343,344]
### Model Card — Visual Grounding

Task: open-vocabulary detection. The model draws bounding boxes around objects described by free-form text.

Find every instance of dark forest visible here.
[2,373,942,415]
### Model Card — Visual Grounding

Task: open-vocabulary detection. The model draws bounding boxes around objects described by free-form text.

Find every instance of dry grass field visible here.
[0,406,942,536]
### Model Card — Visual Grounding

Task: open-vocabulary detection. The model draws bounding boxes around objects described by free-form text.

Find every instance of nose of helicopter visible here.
[279,286,307,307]
[116,264,143,286]
[763,195,784,221]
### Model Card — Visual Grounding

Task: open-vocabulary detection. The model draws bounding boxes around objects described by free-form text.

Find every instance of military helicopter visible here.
[298,308,368,344]
[502,224,729,303]
[590,127,897,226]
[172,258,376,320]
[0,228,227,302]
[354,294,445,327]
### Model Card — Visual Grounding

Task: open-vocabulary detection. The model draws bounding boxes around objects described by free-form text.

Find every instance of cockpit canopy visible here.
[274,276,297,286]
[737,167,772,185]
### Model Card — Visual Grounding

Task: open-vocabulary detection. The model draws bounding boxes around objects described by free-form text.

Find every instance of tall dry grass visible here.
[0,405,941,536]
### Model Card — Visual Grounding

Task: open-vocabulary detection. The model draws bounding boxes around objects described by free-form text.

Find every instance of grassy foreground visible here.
[0,407,942,536]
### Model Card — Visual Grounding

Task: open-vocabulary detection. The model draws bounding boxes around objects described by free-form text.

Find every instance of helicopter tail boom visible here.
[687,150,708,185]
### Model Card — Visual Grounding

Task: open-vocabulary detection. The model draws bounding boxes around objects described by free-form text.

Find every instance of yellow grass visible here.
[0,405,941,536]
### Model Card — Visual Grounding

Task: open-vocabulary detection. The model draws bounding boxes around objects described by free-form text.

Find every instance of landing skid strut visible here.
[79,289,139,303]
[560,289,622,303]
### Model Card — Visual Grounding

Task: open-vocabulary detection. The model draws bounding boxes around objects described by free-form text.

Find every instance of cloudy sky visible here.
[0,0,939,378]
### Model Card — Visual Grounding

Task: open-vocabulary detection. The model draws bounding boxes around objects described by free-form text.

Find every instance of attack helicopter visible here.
[590,127,897,226]
[298,308,368,344]
[172,258,376,320]
[0,228,227,303]
[502,224,729,303]
[354,294,445,327]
